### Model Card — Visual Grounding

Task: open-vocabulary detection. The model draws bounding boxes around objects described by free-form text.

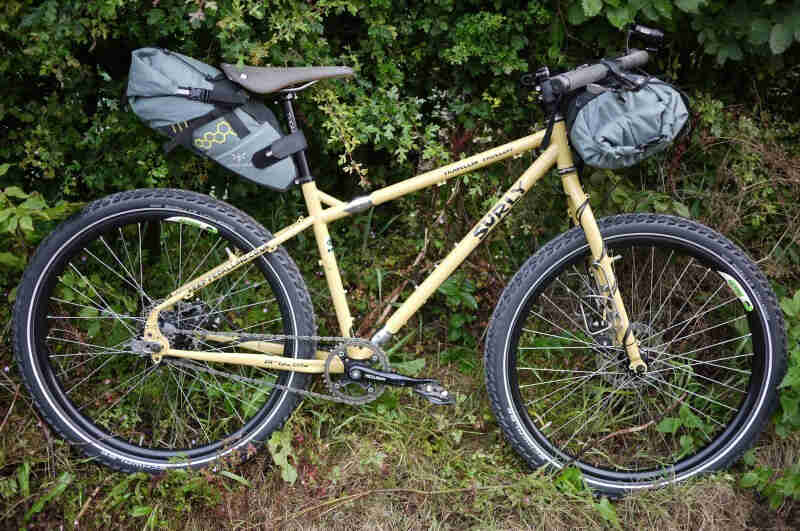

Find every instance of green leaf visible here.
[268,429,297,485]
[779,365,800,389]
[19,215,33,232]
[750,19,772,45]
[672,201,691,218]
[567,3,589,25]
[656,417,681,434]
[391,358,426,376]
[0,252,25,270]
[675,0,704,15]
[4,186,28,199]
[24,472,72,523]
[594,497,622,530]
[18,462,30,497]
[716,42,743,64]
[130,505,153,517]
[220,470,252,487]
[780,291,800,317]
[653,0,674,19]
[769,23,794,54]
[606,6,633,29]
[740,471,761,488]
[0,163,10,177]
[581,0,603,18]
[20,195,47,211]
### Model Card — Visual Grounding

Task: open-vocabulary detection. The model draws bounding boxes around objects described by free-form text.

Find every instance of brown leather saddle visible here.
[220,64,354,94]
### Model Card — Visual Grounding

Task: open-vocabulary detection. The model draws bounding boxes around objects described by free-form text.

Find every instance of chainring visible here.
[324,340,389,405]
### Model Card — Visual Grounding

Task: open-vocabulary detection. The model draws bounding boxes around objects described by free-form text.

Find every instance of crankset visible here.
[324,341,455,406]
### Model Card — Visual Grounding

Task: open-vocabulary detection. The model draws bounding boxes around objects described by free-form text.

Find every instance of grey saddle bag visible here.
[127,48,299,191]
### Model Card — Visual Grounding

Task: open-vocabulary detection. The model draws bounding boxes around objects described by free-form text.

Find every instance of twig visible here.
[73,476,110,528]
[591,391,688,447]
[272,469,547,527]
[0,383,20,434]
[356,228,429,338]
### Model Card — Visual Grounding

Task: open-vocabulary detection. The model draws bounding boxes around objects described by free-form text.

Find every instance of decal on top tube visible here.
[718,271,754,312]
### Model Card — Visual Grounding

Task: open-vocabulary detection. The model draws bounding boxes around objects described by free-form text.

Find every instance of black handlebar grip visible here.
[631,24,664,43]
[550,50,650,93]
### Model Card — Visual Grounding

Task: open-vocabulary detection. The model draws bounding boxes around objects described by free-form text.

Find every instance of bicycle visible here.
[13,28,786,495]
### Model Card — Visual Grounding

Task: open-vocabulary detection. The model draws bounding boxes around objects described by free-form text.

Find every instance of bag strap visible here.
[252,131,308,169]
[600,59,645,91]
[175,81,249,106]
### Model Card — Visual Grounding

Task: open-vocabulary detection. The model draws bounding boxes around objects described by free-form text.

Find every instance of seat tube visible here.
[552,121,646,372]
[301,181,355,339]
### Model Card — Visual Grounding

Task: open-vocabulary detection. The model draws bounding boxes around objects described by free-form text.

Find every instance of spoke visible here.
[519,371,625,388]
[229,317,282,334]
[64,353,121,396]
[67,262,137,337]
[637,377,722,432]
[541,291,596,339]
[178,223,184,288]
[168,360,276,409]
[46,334,133,354]
[520,367,625,374]
[529,356,625,415]
[48,314,143,321]
[527,308,594,350]
[650,315,747,352]
[642,374,736,412]
[521,328,624,350]
[118,226,146,312]
[638,249,674,327]
[648,257,694,329]
[91,363,160,419]
[98,236,153,303]
[650,333,753,364]
[650,362,746,394]
[192,263,257,335]
[547,380,631,442]
[638,295,736,346]
[205,298,277,318]
[185,236,224,283]
[555,275,606,324]
[631,382,672,451]
[648,352,753,376]
[167,368,210,444]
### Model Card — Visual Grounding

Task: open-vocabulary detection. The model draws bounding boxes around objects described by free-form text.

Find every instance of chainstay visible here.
[170,332,377,405]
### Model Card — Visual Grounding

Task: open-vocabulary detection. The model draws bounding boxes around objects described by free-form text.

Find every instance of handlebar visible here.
[549,49,650,95]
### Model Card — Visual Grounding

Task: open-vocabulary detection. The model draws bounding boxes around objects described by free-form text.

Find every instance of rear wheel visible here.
[485,214,786,495]
[13,189,315,472]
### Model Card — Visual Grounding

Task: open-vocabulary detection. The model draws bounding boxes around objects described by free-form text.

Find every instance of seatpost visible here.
[279,93,314,184]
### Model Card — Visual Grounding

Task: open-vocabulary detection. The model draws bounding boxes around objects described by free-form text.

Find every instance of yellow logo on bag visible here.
[194,120,238,150]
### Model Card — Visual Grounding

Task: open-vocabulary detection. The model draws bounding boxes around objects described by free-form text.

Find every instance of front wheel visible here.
[485,214,786,495]
[13,189,316,473]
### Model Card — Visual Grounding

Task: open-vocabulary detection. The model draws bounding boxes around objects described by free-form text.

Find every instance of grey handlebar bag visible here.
[127,48,298,191]
[565,72,689,170]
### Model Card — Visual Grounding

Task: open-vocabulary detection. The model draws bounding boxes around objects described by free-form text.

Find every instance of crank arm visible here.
[345,363,436,387]
[345,363,455,405]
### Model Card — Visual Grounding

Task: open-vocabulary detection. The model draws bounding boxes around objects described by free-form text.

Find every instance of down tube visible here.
[376,144,560,341]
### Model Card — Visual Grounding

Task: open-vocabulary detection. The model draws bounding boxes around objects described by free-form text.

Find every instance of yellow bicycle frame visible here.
[144,120,646,374]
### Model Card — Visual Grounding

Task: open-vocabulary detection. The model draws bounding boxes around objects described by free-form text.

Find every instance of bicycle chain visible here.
[166,332,385,405]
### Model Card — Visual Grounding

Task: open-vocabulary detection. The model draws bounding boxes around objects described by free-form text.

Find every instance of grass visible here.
[2,331,799,530]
